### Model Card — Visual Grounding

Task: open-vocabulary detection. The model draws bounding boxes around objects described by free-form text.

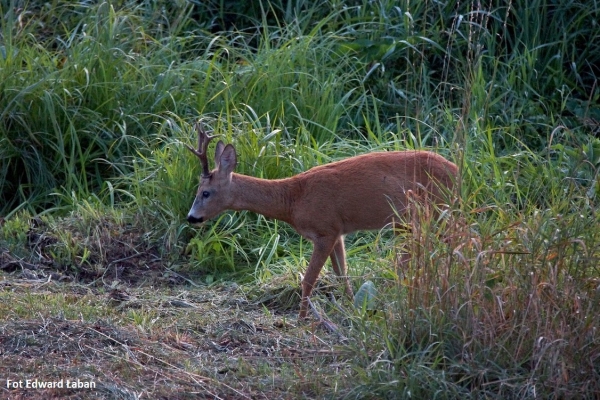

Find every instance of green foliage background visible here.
[1,0,598,215]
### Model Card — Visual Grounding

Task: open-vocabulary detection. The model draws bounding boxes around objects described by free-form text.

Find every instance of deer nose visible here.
[187,215,203,224]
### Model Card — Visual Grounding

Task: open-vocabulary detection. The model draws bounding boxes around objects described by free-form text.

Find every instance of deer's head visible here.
[186,122,237,224]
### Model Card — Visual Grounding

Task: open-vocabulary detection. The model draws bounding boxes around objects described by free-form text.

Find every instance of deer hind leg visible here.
[330,236,354,299]
[300,236,337,319]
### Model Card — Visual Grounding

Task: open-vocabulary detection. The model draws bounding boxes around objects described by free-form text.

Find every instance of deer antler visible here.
[186,121,216,178]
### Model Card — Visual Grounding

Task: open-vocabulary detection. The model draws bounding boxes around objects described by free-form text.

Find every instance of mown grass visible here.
[1,0,599,398]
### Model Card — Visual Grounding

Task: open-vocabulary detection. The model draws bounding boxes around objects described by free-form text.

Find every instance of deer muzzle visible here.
[187,214,203,224]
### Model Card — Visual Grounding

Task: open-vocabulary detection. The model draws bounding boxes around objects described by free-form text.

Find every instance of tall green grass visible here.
[336,141,599,397]
[2,0,598,214]
[0,1,372,214]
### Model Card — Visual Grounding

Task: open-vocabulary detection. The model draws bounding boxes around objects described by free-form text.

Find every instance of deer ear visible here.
[217,144,237,177]
[214,141,226,166]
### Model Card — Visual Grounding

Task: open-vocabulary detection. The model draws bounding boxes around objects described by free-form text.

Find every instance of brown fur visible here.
[188,142,458,318]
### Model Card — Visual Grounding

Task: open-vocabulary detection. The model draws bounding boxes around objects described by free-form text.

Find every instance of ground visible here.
[0,217,352,399]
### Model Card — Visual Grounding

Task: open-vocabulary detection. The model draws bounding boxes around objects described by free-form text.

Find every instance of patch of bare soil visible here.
[0,216,172,287]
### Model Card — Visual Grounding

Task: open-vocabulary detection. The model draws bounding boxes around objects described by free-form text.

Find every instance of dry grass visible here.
[1,216,355,399]
[0,270,351,399]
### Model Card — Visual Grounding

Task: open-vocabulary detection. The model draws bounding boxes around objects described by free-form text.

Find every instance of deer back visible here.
[285,150,457,238]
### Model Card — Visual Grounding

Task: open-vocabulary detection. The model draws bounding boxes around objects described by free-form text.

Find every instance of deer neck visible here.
[229,173,294,224]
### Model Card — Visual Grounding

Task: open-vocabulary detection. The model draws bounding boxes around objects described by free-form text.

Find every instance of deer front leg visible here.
[299,236,337,319]
[330,236,354,299]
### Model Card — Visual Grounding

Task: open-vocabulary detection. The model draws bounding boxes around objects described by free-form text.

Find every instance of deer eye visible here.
[202,191,210,198]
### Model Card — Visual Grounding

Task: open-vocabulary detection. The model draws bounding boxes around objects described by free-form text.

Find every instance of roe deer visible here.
[186,122,458,318]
